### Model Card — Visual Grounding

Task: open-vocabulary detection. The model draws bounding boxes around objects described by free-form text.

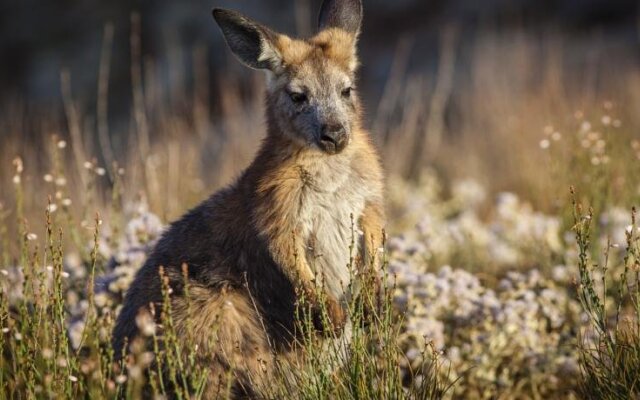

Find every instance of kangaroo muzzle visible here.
[318,123,348,154]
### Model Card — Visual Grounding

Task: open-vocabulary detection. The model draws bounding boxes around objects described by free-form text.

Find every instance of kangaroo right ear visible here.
[212,8,283,71]
[318,0,363,36]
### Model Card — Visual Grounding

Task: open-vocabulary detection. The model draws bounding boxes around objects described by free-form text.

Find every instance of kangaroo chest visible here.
[297,161,369,300]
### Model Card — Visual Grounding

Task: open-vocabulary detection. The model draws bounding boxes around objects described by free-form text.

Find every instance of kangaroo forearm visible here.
[253,181,317,291]
[360,201,385,268]
[268,237,317,292]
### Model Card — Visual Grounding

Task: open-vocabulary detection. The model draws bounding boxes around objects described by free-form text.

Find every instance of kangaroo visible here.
[112,0,384,397]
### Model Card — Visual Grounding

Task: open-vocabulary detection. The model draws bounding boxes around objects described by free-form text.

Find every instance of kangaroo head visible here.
[213,0,363,155]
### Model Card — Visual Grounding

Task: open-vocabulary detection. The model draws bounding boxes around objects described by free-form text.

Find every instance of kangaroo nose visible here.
[319,123,348,154]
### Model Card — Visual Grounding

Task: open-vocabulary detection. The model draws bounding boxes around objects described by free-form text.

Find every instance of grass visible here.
[572,195,640,399]
[0,179,449,398]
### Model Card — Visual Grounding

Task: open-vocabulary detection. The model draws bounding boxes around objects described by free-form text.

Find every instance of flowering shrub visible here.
[385,172,581,397]
[388,170,563,270]
[392,262,582,398]
[65,202,164,349]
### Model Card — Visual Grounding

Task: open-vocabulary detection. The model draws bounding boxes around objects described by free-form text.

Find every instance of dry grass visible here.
[2,29,638,226]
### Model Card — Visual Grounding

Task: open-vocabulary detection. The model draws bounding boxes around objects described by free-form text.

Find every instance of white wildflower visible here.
[539,139,550,149]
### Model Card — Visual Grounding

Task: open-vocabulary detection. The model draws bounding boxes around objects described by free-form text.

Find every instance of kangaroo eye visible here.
[289,91,308,104]
[341,87,353,98]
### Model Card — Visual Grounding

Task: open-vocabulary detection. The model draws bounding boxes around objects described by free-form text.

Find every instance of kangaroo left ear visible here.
[318,0,363,36]
[212,8,284,72]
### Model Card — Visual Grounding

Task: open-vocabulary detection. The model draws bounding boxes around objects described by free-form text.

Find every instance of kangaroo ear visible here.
[212,8,283,71]
[318,0,363,36]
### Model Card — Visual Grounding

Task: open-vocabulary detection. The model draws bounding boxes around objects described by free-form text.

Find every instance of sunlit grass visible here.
[0,161,446,398]
[572,194,640,399]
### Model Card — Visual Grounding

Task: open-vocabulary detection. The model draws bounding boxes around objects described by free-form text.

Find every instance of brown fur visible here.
[112,1,384,397]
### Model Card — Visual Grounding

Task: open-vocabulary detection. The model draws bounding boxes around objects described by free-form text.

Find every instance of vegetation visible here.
[0,160,449,397]
[572,195,640,399]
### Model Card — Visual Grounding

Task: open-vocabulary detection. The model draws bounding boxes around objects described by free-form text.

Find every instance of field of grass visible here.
[1,24,640,399]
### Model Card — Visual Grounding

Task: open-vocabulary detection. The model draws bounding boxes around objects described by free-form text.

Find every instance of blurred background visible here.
[0,0,639,219]
[1,0,638,106]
